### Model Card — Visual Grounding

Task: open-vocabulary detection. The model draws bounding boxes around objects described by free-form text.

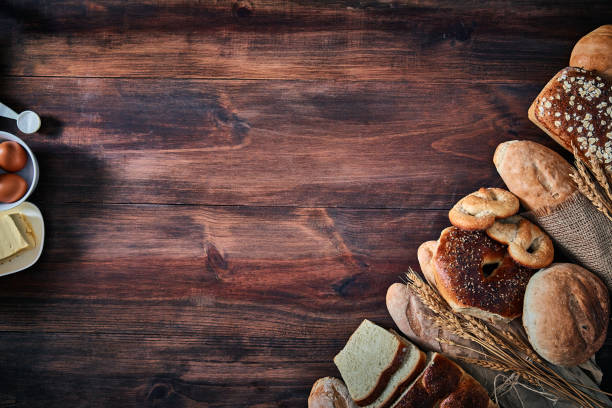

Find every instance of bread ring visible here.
[449,188,519,231]
[433,227,534,322]
[486,216,554,269]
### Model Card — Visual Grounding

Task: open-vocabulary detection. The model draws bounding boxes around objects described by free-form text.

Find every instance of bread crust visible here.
[486,215,554,269]
[392,353,494,408]
[493,140,576,212]
[417,241,438,288]
[309,377,358,408]
[528,67,612,176]
[433,227,534,322]
[449,188,519,231]
[570,25,612,79]
[523,263,610,366]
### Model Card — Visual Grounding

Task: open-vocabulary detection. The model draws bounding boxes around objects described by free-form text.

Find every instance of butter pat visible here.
[0,213,35,262]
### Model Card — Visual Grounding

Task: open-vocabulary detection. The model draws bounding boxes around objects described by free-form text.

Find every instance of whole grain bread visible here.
[528,67,612,176]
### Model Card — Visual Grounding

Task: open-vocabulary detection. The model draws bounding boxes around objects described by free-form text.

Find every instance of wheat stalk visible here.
[570,145,612,222]
[404,268,608,408]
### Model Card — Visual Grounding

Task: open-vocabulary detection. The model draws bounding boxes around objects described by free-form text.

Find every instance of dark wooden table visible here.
[0,1,611,407]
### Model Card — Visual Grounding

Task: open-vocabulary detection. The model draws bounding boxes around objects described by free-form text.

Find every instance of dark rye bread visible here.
[433,227,534,322]
[528,67,612,175]
[391,353,495,408]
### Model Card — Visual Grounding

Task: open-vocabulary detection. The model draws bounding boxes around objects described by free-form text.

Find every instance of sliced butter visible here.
[0,213,35,262]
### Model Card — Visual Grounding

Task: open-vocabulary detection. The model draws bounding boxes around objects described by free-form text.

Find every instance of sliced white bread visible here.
[363,331,426,408]
[334,320,406,406]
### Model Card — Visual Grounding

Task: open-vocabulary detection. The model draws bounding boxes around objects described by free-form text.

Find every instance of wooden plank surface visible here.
[0,1,610,407]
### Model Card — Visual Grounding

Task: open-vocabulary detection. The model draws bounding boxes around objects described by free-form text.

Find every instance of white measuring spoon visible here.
[0,102,41,134]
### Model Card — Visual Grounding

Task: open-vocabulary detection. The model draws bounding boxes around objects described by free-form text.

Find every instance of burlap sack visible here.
[524,191,612,294]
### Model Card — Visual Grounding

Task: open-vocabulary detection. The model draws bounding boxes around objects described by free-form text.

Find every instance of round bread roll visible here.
[433,227,534,322]
[494,140,576,212]
[308,377,357,408]
[523,263,610,366]
[570,25,612,79]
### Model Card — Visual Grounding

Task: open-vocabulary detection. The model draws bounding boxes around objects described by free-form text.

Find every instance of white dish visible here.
[0,131,39,212]
[0,201,44,277]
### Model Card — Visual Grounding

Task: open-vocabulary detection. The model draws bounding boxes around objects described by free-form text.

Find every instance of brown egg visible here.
[0,173,28,203]
[0,141,28,172]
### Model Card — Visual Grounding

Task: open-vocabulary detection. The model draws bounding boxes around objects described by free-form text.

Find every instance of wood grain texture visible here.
[0,1,610,407]
[2,76,560,208]
[0,0,610,81]
[0,204,447,407]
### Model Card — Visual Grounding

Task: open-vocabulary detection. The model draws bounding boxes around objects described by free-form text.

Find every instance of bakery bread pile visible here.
[309,319,495,408]
[309,25,612,408]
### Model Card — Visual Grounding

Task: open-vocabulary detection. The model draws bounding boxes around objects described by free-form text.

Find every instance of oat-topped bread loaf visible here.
[334,320,424,407]
[392,353,496,408]
[528,67,612,175]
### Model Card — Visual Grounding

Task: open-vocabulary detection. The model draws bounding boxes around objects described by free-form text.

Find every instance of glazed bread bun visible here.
[493,140,576,212]
[570,25,612,78]
[433,227,534,322]
[523,263,610,366]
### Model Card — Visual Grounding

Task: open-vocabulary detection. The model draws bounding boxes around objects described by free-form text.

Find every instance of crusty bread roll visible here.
[433,227,534,322]
[416,241,438,288]
[494,140,576,212]
[570,25,612,79]
[528,67,612,176]
[523,263,610,366]
[309,377,358,408]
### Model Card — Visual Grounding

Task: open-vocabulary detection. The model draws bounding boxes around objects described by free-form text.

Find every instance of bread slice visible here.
[363,332,426,408]
[334,320,406,406]
[391,353,495,408]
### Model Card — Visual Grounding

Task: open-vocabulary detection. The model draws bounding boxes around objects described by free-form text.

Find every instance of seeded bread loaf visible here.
[528,67,612,175]
[493,140,576,212]
[433,227,534,323]
[391,353,495,408]
[333,320,408,406]
[570,25,612,79]
[309,377,358,408]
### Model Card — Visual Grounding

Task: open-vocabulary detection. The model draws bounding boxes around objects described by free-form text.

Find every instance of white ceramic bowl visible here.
[0,131,39,211]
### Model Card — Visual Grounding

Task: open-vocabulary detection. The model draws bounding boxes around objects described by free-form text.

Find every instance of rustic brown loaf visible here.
[528,67,612,176]
[493,140,576,212]
[386,283,482,359]
[391,353,495,408]
[309,377,358,408]
[570,25,612,79]
[433,227,534,322]
[523,263,610,367]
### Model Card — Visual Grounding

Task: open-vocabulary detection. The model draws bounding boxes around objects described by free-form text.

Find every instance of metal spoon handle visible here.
[0,102,18,120]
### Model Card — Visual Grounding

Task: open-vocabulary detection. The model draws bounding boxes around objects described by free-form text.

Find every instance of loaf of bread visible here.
[523,263,610,366]
[433,227,534,322]
[570,25,612,79]
[309,377,358,408]
[494,140,576,212]
[334,320,425,407]
[391,353,496,408]
[386,283,482,359]
[528,67,612,175]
